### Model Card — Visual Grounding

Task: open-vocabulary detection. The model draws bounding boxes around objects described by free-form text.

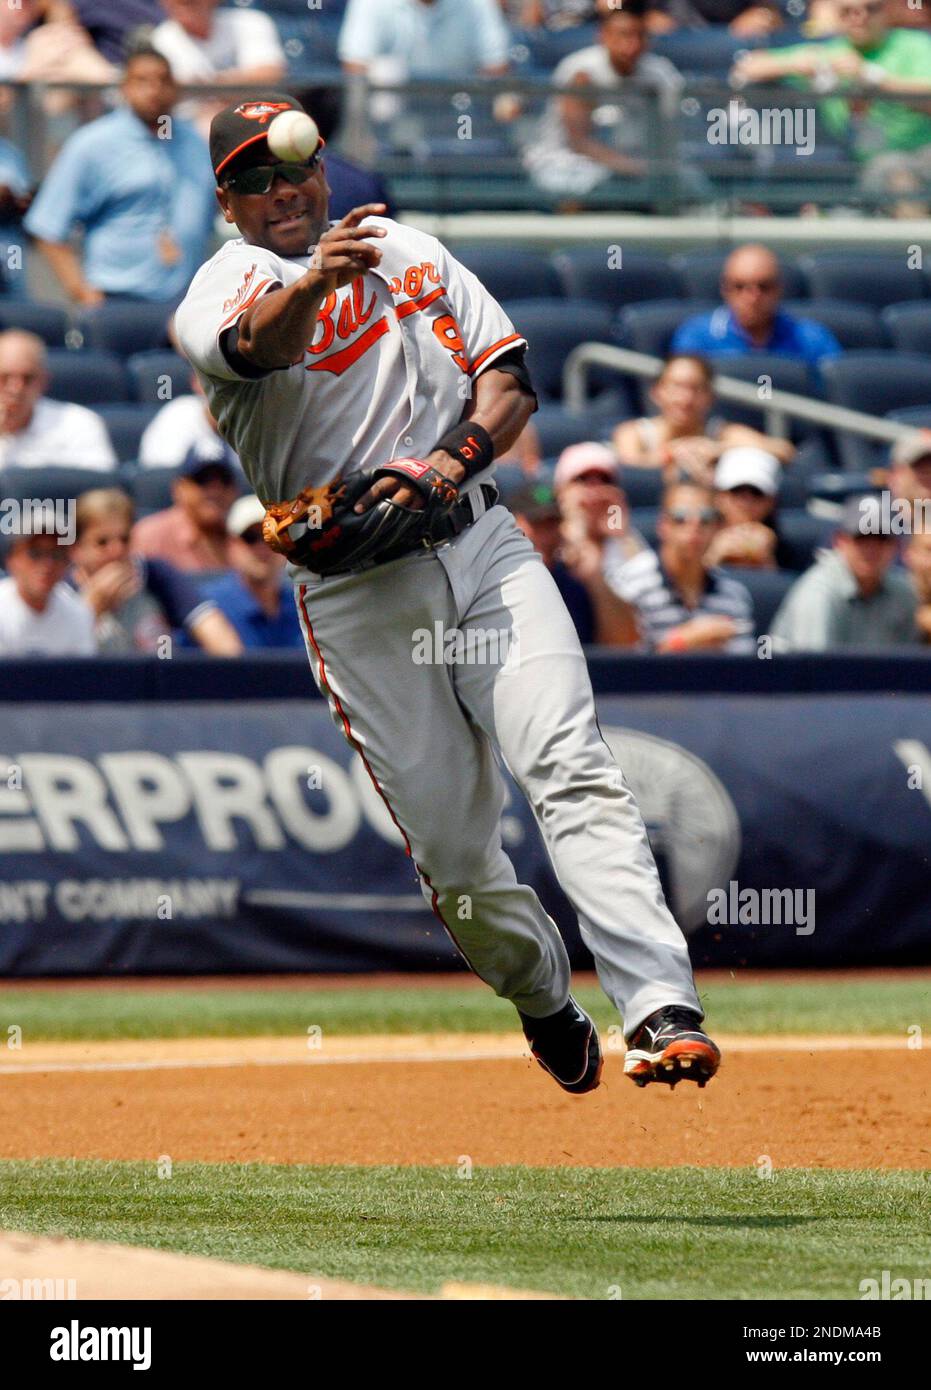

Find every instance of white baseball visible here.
[266,111,321,163]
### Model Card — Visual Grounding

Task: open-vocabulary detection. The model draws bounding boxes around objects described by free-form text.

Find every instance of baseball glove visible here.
[261,459,460,576]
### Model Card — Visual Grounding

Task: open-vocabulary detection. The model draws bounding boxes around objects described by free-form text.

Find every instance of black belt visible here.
[427,482,499,545]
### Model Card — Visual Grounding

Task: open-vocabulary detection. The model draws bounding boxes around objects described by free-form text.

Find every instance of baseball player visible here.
[175,94,720,1093]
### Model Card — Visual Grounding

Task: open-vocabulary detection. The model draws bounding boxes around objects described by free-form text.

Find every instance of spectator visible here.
[888,432,931,517]
[0,330,116,469]
[0,510,96,656]
[16,0,118,100]
[70,487,241,653]
[293,84,396,222]
[706,446,808,570]
[0,0,38,80]
[184,494,304,649]
[523,0,691,199]
[74,1,166,65]
[504,0,597,29]
[139,373,236,469]
[131,449,241,571]
[671,245,843,365]
[614,353,795,480]
[771,494,920,649]
[905,526,931,644]
[0,136,34,299]
[152,1,285,133]
[340,0,510,78]
[513,453,641,644]
[646,0,783,37]
[24,47,215,306]
[604,479,756,651]
[509,477,598,643]
[731,2,931,213]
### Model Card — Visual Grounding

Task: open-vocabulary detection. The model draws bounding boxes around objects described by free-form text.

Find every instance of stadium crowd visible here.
[0,0,929,656]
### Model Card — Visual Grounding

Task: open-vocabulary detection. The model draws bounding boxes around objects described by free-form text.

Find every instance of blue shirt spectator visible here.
[24,48,215,305]
[671,243,842,367]
[671,306,842,366]
[193,571,304,649]
[176,494,304,650]
[0,137,32,300]
[339,0,510,77]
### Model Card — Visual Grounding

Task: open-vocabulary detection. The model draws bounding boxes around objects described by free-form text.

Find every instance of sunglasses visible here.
[224,154,322,196]
[666,507,720,525]
[239,527,266,546]
[725,279,779,293]
[23,543,69,562]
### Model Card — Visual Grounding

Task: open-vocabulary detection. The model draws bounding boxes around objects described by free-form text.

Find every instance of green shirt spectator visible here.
[764,29,931,157]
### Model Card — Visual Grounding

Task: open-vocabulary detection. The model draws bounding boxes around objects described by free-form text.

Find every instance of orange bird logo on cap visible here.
[234,102,292,124]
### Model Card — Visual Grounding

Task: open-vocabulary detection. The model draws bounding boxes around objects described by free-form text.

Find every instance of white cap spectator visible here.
[714,446,781,498]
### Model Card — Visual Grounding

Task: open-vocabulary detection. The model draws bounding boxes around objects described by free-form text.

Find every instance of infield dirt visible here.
[1,1034,927,1169]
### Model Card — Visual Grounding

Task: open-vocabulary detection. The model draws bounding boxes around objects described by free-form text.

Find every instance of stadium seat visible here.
[74,302,173,356]
[618,466,664,508]
[127,350,192,405]
[0,301,69,347]
[799,254,929,308]
[652,30,763,76]
[775,510,836,568]
[515,23,599,71]
[128,465,179,516]
[699,353,816,434]
[781,299,888,351]
[97,404,161,464]
[726,567,796,634]
[629,506,659,550]
[886,406,931,432]
[532,405,612,457]
[881,302,931,356]
[821,353,931,470]
[453,244,563,302]
[45,349,129,405]
[672,251,807,302]
[617,300,715,357]
[501,299,620,401]
[0,464,121,503]
[274,13,341,76]
[552,249,682,311]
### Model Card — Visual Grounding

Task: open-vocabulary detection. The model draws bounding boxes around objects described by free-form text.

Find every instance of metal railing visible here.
[564,342,922,447]
[4,74,929,218]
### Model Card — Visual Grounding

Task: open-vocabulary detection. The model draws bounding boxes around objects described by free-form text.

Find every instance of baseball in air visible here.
[266,111,320,163]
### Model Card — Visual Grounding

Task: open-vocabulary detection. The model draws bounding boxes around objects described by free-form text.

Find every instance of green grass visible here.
[0,975,927,1042]
[1,1160,928,1299]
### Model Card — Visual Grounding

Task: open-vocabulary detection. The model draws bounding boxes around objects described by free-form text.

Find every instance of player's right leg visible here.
[291,550,576,1031]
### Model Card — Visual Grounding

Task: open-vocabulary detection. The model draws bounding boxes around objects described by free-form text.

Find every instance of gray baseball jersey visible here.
[175,217,522,503]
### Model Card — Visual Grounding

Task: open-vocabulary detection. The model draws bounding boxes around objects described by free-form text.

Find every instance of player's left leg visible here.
[441,505,719,1087]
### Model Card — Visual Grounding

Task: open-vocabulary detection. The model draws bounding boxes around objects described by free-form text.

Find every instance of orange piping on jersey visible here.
[468,333,524,376]
[307,315,390,375]
[218,276,275,331]
[295,585,473,966]
[394,285,446,320]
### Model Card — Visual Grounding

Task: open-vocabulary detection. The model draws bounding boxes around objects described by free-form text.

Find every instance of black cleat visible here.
[518,996,603,1095]
[623,1006,721,1089]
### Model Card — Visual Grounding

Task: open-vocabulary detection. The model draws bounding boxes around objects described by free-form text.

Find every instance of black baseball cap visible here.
[210,94,324,183]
